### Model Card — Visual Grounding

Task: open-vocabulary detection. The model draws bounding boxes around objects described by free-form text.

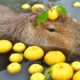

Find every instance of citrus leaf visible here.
[37,11,48,24]
[44,67,51,80]
[56,5,67,14]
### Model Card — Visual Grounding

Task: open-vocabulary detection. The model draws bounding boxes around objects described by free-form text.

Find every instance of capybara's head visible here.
[29,13,79,52]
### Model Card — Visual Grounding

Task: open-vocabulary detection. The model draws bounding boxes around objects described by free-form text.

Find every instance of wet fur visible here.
[0,5,80,60]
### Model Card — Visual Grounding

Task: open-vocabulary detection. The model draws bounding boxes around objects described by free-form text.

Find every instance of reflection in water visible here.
[0,53,10,71]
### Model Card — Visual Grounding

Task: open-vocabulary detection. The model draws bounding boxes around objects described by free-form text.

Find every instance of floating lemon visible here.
[24,46,44,60]
[13,42,26,52]
[7,62,21,74]
[73,70,80,80]
[30,73,46,80]
[44,51,66,65]
[73,2,80,7]
[28,64,43,74]
[9,53,23,62]
[21,3,31,10]
[0,40,12,53]
[71,61,80,71]
[51,62,73,80]
[32,4,45,12]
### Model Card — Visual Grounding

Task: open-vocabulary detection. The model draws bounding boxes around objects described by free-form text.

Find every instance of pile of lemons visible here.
[20,3,45,12]
[0,40,26,74]
[21,3,60,21]
[0,39,80,80]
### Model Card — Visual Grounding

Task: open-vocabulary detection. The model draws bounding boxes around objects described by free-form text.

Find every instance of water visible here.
[0,0,60,12]
[0,0,80,21]
[0,0,80,80]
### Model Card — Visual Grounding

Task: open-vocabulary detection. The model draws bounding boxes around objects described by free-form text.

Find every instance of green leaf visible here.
[37,11,48,24]
[52,5,67,14]
[44,67,51,80]
[56,5,67,14]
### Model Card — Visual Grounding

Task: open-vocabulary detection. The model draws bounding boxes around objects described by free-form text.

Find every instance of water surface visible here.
[0,0,80,80]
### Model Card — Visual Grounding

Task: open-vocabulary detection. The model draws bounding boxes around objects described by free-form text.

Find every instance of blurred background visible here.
[0,0,80,21]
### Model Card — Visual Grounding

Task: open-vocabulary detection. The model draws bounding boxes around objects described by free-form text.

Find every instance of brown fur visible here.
[0,5,80,60]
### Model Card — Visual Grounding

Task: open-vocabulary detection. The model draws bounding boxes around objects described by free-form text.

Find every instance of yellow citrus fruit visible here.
[21,3,31,10]
[73,70,80,80]
[24,46,44,60]
[71,61,80,71]
[44,51,66,65]
[9,53,23,62]
[13,42,26,52]
[32,4,45,12]
[0,40,12,53]
[7,62,21,74]
[51,62,73,80]
[28,64,43,74]
[73,2,80,7]
[30,73,46,80]
[48,9,59,20]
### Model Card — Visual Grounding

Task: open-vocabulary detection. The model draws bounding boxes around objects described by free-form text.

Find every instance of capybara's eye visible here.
[46,27,56,32]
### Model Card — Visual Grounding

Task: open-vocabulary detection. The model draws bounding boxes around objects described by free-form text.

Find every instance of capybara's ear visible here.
[30,13,38,23]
